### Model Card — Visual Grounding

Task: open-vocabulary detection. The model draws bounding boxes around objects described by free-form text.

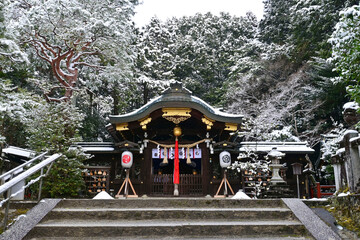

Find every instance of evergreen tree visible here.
[135,12,258,106]
[259,0,296,44]
[289,0,358,61]
[329,4,360,105]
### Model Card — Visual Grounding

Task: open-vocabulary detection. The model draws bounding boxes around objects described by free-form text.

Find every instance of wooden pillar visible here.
[202,143,210,195]
[143,143,153,195]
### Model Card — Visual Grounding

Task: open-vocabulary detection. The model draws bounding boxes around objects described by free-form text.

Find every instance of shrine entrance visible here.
[151,148,203,196]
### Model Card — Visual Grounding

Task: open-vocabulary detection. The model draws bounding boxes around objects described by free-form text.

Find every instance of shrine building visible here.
[76,81,315,198]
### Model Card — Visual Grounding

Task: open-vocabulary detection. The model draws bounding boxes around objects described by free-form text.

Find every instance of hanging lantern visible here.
[121,151,133,168]
[219,151,231,168]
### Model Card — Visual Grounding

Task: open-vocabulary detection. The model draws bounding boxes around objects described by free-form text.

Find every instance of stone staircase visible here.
[21,198,313,240]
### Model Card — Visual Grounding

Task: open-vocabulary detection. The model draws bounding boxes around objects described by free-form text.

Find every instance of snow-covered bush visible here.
[320,121,346,163]
[266,126,300,142]
[228,150,271,198]
[24,101,92,198]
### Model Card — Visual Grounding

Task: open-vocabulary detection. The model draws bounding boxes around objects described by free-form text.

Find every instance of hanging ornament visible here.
[186,147,191,165]
[162,147,168,165]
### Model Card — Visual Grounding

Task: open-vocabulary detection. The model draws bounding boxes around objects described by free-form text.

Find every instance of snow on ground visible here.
[232,190,251,199]
[337,192,350,197]
[93,191,114,199]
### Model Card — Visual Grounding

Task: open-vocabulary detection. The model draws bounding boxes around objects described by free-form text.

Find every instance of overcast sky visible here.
[133,0,264,27]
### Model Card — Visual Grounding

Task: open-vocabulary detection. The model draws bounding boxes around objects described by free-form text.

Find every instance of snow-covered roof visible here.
[239,142,314,154]
[109,81,243,124]
[1,146,35,158]
[70,142,115,153]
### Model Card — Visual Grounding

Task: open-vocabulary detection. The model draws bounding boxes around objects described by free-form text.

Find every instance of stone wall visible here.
[327,194,360,236]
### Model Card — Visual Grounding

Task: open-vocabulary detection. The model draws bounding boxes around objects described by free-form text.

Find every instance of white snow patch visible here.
[338,192,350,197]
[343,130,358,136]
[14,214,26,221]
[343,101,359,111]
[93,191,114,199]
[231,190,251,199]
[70,146,115,152]
[335,148,345,155]
[2,146,35,158]
[350,136,360,143]
[305,198,329,201]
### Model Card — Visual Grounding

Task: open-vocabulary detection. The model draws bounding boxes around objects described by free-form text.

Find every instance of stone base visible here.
[356,178,360,193]
[261,182,295,198]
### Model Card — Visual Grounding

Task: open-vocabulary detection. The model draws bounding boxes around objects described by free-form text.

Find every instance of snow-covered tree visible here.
[135,12,258,105]
[0,79,43,146]
[5,0,137,102]
[289,0,358,60]
[259,0,296,44]
[134,17,175,105]
[0,1,28,73]
[329,4,360,105]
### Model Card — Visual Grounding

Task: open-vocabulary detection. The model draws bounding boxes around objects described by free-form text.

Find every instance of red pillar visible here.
[174,138,180,184]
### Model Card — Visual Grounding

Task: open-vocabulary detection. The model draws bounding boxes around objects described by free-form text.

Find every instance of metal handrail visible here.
[0,153,62,231]
[0,152,48,181]
[0,153,61,196]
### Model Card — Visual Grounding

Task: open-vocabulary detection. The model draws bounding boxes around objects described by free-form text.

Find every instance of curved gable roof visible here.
[109,81,243,124]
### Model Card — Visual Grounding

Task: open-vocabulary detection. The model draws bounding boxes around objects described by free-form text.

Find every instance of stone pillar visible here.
[332,161,342,192]
[343,130,359,192]
[350,137,360,192]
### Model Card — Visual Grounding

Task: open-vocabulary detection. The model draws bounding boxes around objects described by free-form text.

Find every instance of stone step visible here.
[24,219,309,239]
[27,237,313,240]
[55,198,286,209]
[42,207,295,221]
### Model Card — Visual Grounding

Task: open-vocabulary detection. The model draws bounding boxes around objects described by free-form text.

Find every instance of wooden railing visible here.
[152,174,202,196]
[310,182,336,198]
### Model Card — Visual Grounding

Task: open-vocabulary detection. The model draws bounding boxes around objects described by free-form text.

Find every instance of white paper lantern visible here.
[121,151,133,168]
[219,151,231,168]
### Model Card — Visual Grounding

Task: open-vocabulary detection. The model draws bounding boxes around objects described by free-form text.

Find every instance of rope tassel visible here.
[162,147,168,164]
[186,147,191,164]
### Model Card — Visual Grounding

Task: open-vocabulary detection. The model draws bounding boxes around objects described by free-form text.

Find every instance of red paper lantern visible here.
[121,151,133,168]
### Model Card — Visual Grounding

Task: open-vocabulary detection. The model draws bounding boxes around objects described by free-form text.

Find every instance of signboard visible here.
[152,148,202,159]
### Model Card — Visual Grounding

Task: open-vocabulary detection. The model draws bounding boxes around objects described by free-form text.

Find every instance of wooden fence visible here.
[152,174,202,196]
[310,182,336,198]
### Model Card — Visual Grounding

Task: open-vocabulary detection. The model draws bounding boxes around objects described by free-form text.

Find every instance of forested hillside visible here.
[1,0,360,152]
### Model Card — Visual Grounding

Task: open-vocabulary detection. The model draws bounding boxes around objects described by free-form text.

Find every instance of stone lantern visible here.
[266,147,286,184]
[343,102,360,128]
